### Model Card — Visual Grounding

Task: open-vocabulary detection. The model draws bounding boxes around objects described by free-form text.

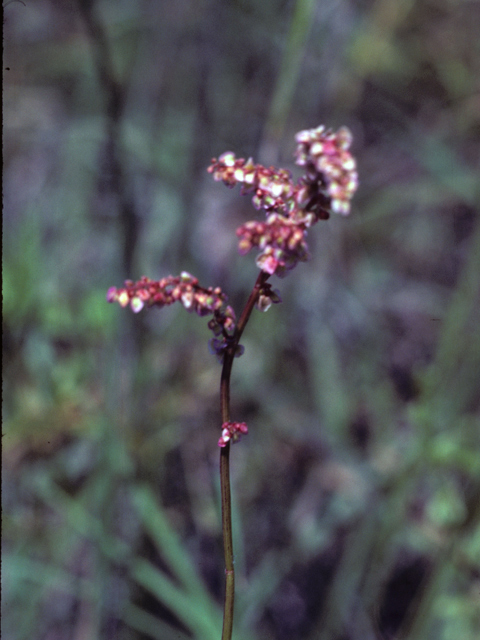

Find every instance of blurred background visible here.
[3,1,480,639]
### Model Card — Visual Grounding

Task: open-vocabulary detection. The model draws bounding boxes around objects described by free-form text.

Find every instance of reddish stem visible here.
[219,270,270,640]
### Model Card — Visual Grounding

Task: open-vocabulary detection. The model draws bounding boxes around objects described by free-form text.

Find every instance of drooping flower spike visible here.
[107,272,238,359]
[107,272,228,316]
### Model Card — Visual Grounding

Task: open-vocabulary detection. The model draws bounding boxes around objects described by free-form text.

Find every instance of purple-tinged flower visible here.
[256,283,282,312]
[209,337,244,363]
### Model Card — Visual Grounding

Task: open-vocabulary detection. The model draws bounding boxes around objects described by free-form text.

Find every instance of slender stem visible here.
[219,271,270,640]
[219,445,234,640]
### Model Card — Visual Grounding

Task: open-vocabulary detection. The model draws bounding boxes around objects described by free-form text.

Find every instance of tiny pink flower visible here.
[130,297,144,313]
[118,290,130,307]
[218,422,249,447]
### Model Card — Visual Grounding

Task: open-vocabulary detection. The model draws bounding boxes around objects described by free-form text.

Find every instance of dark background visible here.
[3,1,480,639]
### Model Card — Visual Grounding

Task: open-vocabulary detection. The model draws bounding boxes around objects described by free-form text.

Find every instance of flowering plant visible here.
[107,125,358,640]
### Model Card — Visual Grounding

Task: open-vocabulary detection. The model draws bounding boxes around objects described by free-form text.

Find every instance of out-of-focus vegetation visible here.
[3,0,479,639]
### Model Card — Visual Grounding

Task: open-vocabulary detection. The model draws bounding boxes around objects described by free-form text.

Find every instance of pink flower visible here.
[236,214,309,277]
[294,125,358,216]
[218,422,249,447]
[209,124,358,275]
[107,273,237,360]
[106,272,227,314]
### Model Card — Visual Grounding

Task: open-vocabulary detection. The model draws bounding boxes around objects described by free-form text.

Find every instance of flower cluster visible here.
[237,214,309,277]
[294,125,358,216]
[209,153,296,216]
[207,319,244,363]
[107,272,237,356]
[218,421,248,448]
[208,125,358,276]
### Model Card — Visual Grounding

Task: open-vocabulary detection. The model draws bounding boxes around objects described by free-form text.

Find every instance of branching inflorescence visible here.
[108,124,358,380]
[208,125,358,277]
[107,124,357,640]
